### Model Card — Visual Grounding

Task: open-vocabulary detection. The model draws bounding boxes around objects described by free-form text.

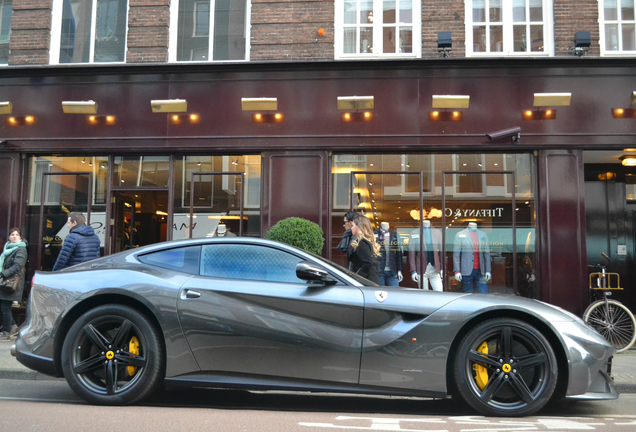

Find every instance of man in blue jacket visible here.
[52,212,101,271]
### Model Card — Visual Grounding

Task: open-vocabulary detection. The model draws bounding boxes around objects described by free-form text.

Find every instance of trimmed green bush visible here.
[266,217,324,255]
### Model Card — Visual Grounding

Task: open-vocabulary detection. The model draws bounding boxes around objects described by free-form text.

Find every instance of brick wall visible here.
[553,0,600,56]
[9,0,52,65]
[127,0,170,62]
[250,0,334,60]
[4,0,606,65]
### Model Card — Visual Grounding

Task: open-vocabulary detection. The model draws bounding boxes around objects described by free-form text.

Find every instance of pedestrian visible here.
[52,212,101,271]
[348,215,381,284]
[0,228,28,341]
[337,211,360,270]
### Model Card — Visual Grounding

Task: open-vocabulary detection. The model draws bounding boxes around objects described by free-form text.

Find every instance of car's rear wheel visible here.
[453,318,557,417]
[61,305,164,405]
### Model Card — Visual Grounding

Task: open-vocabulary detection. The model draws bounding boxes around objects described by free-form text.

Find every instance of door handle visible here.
[182,289,202,299]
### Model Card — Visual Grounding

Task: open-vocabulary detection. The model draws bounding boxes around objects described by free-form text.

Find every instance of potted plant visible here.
[265,217,324,255]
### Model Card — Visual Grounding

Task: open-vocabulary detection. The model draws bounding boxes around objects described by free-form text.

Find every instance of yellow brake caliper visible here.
[473,341,489,390]
[128,336,140,376]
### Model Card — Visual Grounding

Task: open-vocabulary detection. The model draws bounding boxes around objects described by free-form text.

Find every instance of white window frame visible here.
[50,0,129,65]
[599,0,636,55]
[168,0,251,62]
[465,0,554,57]
[335,0,422,59]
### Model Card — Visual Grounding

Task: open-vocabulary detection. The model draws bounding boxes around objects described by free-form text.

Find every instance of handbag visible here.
[0,273,20,293]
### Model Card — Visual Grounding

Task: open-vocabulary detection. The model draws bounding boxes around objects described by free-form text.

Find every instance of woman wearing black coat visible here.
[0,228,28,341]
[348,216,381,284]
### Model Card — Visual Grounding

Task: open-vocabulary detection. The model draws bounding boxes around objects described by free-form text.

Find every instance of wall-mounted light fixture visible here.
[338,96,374,122]
[437,32,452,58]
[151,99,187,113]
[169,113,200,125]
[533,93,571,107]
[429,95,468,121]
[62,101,98,114]
[611,92,636,118]
[522,109,557,121]
[86,115,116,126]
[432,95,469,109]
[573,31,591,57]
[6,116,36,126]
[621,156,636,167]
[0,101,12,115]
[241,98,278,111]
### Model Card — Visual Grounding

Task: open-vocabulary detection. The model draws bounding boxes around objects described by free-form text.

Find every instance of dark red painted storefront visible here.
[0,58,635,316]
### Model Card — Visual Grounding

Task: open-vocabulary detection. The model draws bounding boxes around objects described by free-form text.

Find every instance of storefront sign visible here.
[445,207,505,218]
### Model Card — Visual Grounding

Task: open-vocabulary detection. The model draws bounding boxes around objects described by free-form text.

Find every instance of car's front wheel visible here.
[453,318,558,417]
[61,304,165,405]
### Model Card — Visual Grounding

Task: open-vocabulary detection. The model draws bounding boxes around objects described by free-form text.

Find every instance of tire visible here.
[453,318,558,417]
[584,299,636,353]
[61,305,165,405]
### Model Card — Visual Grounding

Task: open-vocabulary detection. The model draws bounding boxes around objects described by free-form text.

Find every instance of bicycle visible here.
[583,252,636,353]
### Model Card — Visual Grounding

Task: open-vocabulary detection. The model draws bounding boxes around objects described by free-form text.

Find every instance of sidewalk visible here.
[1,339,635,392]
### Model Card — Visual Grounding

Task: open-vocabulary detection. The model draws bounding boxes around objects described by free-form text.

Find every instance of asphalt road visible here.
[1,379,635,432]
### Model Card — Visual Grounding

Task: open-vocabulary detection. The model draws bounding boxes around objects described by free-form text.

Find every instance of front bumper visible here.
[566,356,618,400]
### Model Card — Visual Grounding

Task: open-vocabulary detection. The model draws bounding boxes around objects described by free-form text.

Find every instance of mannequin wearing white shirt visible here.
[411,220,443,291]
[374,221,403,286]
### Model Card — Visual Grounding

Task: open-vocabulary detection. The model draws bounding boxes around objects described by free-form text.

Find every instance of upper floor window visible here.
[465,0,553,56]
[335,0,421,58]
[169,0,249,62]
[50,0,129,64]
[0,0,12,65]
[600,0,636,54]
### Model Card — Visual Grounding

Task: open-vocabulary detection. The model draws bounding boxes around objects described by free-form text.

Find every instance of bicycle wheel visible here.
[584,299,636,353]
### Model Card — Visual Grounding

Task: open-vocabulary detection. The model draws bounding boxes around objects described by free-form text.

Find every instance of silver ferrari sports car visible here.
[13,238,617,416]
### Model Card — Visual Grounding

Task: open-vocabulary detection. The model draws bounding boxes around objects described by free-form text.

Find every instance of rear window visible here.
[138,246,201,274]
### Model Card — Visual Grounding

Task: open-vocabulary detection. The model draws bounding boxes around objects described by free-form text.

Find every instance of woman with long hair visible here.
[348,215,381,284]
[0,228,28,341]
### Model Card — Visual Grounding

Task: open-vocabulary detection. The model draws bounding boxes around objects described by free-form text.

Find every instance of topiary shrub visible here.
[265,217,324,255]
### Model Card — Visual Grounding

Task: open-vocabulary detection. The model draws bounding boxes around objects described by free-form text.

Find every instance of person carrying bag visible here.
[0,228,28,341]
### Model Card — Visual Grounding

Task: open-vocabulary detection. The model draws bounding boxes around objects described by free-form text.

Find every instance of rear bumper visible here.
[14,335,62,378]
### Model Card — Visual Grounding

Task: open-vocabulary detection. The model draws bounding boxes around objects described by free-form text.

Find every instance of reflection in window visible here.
[602,0,636,52]
[113,156,170,188]
[58,0,128,63]
[201,244,303,283]
[175,0,247,61]
[139,246,201,273]
[0,0,12,64]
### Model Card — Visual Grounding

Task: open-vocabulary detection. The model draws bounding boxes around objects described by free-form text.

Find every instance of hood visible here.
[71,224,96,236]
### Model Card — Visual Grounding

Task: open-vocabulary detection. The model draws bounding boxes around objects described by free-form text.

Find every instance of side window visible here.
[201,244,303,283]
[138,246,201,274]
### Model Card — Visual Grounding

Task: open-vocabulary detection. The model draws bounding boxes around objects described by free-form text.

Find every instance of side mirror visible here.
[296,262,338,285]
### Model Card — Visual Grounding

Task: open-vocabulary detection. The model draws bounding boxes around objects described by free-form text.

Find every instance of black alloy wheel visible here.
[61,304,165,405]
[453,318,558,417]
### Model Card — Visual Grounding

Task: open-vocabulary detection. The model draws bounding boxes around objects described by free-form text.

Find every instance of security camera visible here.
[486,127,521,143]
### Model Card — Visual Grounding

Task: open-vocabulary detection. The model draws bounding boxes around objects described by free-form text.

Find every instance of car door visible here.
[177,242,365,384]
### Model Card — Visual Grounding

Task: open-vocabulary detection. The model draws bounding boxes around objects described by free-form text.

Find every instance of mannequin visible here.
[374,221,403,287]
[408,219,443,291]
[453,221,491,293]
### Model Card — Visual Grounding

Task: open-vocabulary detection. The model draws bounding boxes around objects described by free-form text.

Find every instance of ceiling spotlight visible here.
[621,156,636,167]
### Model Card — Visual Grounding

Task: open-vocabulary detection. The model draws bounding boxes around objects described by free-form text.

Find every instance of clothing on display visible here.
[408,220,443,291]
[453,222,491,294]
[207,224,237,238]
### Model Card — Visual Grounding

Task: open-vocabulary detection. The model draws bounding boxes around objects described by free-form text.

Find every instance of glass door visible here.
[111,190,169,253]
[37,172,93,270]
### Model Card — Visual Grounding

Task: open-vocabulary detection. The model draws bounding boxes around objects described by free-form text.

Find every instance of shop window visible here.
[200,244,303,283]
[600,0,636,54]
[0,0,12,65]
[331,153,537,299]
[465,0,553,56]
[335,0,421,58]
[169,0,249,62]
[113,156,170,188]
[50,0,128,64]
[173,155,261,240]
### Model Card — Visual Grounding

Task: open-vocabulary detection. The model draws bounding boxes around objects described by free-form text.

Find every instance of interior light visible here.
[621,156,636,167]
[25,116,34,123]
